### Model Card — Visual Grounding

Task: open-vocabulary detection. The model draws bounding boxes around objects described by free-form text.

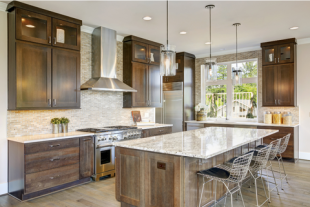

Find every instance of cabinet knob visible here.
[275,100,277,105]
[278,99,280,105]
[48,99,51,106]
[53,99,57,106]
[50,157,60,161]
[49,144,60,148]
[48,36,51,44]
[54,37,57,45]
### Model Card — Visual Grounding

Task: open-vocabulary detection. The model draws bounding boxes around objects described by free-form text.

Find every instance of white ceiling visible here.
[5,1,310,57]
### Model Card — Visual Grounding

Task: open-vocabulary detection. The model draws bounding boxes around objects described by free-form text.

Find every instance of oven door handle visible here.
[97,145,114,149]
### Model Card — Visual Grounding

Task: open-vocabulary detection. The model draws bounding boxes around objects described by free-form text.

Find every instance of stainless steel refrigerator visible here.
[156,82,183,133]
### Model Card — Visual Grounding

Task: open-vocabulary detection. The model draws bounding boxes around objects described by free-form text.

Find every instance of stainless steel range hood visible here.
[80,27,137,92]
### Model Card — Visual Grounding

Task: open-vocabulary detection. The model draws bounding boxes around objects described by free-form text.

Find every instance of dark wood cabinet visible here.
[261,39,296,107]
[79,136,94,179]
[15,42,52,108]
[9,136,94,200]
[52,49,80,108]
[123,36,163,108]
[7,1,82,110]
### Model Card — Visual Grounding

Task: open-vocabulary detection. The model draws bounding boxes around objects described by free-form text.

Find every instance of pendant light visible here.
[201,5,217,81]
[160,0,177,76]
[232,23,242,85]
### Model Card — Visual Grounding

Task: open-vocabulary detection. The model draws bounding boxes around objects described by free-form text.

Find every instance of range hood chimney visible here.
[80,27,137,92]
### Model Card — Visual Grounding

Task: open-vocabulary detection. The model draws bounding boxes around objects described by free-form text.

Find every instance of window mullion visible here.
[226,64,232,120]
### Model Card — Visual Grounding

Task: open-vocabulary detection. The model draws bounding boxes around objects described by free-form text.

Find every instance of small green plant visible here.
[51,118,61,124]
[60,117,70,124]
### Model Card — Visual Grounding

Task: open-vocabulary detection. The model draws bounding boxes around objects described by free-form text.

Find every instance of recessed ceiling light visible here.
[180,31,187,35]
[143,16,152,21]
[26,25,35,28]
[290,26,299,30]
[205,42,211,45]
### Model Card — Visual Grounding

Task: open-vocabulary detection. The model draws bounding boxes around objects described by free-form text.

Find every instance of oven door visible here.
[95,146,115,174]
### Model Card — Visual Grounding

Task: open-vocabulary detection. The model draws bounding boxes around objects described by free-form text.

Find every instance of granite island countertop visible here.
[185,120,299,128]
[114,127,278,159]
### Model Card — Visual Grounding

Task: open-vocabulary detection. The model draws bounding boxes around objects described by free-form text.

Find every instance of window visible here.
[201,59,258,120]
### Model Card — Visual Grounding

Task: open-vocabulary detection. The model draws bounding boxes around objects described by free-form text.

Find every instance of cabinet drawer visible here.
[149,127,172,136]
[25,147,79,174]
[263,133,294,146]
[25,138,79,154]
[25,163,79,194]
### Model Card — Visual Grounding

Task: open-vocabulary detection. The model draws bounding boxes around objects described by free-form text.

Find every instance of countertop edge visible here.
[136,124,173,130]
[185,120,299,128]
[7,132,95,144]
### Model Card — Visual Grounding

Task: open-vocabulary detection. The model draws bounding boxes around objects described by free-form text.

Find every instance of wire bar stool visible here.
[197,152,254,207]
[256,134,291,190]
[225,145,272,207]
[255,139,281,201]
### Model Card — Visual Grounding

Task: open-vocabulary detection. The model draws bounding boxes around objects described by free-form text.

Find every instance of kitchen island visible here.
[114,127,278,207]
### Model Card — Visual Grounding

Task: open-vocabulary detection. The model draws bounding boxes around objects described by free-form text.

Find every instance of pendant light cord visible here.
[236,24,237,69]
[209,6,211,68]
[167,0,168,46]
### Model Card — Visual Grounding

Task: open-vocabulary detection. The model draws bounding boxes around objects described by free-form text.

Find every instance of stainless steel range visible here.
[77,126,142,181]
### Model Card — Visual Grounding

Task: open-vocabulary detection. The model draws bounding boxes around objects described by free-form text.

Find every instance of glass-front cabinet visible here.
[52,19,80,50]
[262,43,294,66]
[16,9,52,45]
[132,41,160,65]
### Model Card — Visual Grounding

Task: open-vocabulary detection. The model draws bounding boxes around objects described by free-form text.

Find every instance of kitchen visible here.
[0,1,310,207]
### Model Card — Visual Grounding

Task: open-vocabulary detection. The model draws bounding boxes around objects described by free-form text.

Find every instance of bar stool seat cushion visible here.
[199,167,230,179]
[245,150,259,156]
[256,144,267,149]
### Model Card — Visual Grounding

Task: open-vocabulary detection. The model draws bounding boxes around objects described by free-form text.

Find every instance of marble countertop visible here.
[114,127,278,159]
[136,124,173,130]
[185,120,299,128]
[7,131,94,143]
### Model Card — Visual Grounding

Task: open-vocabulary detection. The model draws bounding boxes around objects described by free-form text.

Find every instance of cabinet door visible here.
[164,72,184,83]
[277,64,294,106]
[52,19,80,50]
[262,46,277,66]
[132,41,149,64]
[16,42,52,108]
[148,45,160,65]
[277,43,294,64]
[132,62,148,107]
[16,9,52,45]
[148,65,162,107]
[79,136,94,179]
[52,48,80,108]
[262,65,277,106]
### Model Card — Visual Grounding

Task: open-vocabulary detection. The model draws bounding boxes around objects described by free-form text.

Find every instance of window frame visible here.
[201,58,258,120]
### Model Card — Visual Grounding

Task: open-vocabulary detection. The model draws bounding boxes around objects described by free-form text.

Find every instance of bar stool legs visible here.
[276,155,289,190]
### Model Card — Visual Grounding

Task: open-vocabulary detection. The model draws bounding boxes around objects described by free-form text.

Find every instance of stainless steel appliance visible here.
[156,82,184,133]
[77,126,142,181]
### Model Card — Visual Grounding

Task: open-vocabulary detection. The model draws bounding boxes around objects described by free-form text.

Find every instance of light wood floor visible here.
[1,160,310,207]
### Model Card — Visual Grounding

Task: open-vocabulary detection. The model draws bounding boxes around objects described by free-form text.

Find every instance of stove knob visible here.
[113,136,118,141]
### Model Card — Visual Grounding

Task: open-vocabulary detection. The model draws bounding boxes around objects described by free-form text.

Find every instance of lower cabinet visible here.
[8,136,94,200]
[141,127,172,138]
[115,147,181,207]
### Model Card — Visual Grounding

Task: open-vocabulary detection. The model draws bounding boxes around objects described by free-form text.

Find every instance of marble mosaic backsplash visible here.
[7,32,155,137]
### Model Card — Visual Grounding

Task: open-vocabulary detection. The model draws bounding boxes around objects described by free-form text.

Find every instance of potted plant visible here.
[51,118,61,134]
[60,117,70,133]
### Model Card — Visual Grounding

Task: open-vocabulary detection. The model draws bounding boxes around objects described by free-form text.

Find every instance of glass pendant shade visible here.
[202,62,218,81]
[160,44,177,76]
[232,68,243,85]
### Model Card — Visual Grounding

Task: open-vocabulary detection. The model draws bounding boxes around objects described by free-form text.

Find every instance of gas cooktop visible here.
[77,126,138,133]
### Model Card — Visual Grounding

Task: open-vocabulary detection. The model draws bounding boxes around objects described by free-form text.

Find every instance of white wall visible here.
[297,43,310,160]
[0,10,8,195]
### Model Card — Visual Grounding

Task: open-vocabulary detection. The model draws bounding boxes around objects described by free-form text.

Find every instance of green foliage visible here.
[241,61,257,78]
[246,113,255,119]
[60,117,70,124]
[217,65,227,80]
[51,118,61,124]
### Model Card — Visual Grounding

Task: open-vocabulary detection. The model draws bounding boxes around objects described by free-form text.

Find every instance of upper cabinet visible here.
[123,36,162,108]
[261,38,295,66]
[261,38,297,107]
[7,1,82,110]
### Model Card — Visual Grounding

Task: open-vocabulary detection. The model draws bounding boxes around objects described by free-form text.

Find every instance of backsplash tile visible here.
[7,32,155,137]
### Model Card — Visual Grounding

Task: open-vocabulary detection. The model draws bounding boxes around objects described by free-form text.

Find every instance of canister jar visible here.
[264,111,272,124]
[273,112,282,124]
[283,112,292,125]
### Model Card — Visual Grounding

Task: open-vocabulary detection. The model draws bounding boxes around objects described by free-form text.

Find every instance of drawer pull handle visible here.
[270,138,276,140]
[49,144,60,148]
[159,130,163,132]
[83,138,92,141]
[50,157,60,162]
[50,175,60,179]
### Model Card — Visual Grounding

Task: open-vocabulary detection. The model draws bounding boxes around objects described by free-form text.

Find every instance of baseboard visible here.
[299,152,310,160]
[0,182,8,195]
